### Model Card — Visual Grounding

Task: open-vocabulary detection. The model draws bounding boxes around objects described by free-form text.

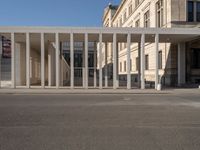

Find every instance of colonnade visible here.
[8,32,163,90]
[0,26,196,90]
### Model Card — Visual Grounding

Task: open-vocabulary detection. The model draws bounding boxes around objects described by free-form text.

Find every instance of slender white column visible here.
[55,33,59,89]
[26,33,30,88]
[99,33,103,89]
[11,33,16,88]
[60,45,64,87]
[105,42,108,88]
[127,33,131,89]
[84,33,88,89]
[138,42,141,88]
[178,43,186,86]
[48,45,52,87]
[116,43,119,88]
[140,34,145,89]
[155,34,159,90]
[0,36,2,88]
[70,33,74,88]
[94,42,97,88]
[82,42,85,88]
[41,33,45,88]
[113,33,117,89]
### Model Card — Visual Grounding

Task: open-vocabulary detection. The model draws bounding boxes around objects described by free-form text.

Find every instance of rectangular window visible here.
[88,53,94,67]
[124,11,127,22]
[145,55,149,70]
[156,0,164,27]
[144,10,150,27]
[124,43,127,49]
[120,62,122,72]
[128,4,133,16]
[135,0,140,7]
[120,18,123,26]
[158,51,162,69]
[135,19,140,27]
[188,1,194,22]
[130,59,132,71]
[197,2,200,21]
[192,49,200,69]
[136,57,139,71]
[124,61,127,72]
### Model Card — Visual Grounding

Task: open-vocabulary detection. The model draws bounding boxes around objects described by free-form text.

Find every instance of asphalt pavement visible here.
[0,91,200,150]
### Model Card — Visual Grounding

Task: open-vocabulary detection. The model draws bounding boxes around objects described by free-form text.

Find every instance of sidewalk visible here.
[0,87,199,95]
[0,88,168,94]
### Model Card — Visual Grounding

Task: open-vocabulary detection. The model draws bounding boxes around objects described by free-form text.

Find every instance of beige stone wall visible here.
[101,0,194,85]
[102,0,200,85]
[112,0,172,81]
[171,0,187,22]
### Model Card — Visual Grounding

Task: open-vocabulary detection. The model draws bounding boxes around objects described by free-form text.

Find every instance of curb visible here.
[0,89,170,95]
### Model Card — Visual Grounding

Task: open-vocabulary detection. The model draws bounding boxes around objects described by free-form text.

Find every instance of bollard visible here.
[157,84,162,91]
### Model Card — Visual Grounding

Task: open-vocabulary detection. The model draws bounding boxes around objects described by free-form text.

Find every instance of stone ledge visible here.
[0,88,169,95]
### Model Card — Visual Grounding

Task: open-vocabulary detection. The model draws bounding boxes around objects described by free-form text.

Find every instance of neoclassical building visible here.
[102,0,200,88]
[0,0,199,90]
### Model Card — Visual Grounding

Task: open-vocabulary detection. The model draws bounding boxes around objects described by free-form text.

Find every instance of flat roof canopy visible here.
[0,26,199,44]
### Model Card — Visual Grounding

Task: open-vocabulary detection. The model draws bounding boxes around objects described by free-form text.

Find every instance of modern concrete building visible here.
[0,0,199,90]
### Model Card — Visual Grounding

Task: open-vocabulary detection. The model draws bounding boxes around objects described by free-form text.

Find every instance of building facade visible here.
[0,0,199,90]
[102,0,200,87]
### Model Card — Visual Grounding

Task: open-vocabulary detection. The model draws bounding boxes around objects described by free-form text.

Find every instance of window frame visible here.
[123,10,127,22]
[156,0,164,27]
[136,57,139,71]
[135,0,140,8]
[145,55,149,70]
[187,1,200,22]
[124,60,127,72]
[158,51,162,69]
[135,19,140,27]
[120,62,122,72]
[128,3,133,16]
[187,1,195,22]
[144,10,150,27]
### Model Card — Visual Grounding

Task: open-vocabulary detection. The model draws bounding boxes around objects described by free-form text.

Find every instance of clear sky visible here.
[0,0,121,27]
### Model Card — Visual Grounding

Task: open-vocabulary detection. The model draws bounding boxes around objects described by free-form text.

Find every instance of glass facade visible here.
[62,41,96,78]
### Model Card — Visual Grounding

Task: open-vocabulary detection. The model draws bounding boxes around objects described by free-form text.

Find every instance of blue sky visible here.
[0,0,121,27]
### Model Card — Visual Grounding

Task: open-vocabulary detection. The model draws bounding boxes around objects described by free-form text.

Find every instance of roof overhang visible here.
[0,27,199,43]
